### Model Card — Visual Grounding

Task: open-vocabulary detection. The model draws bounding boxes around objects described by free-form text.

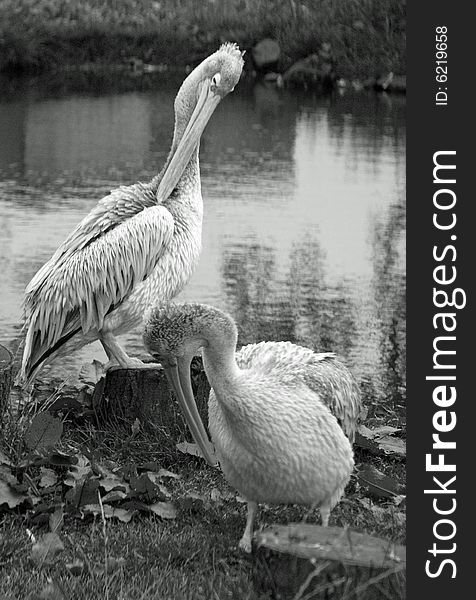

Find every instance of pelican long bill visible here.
[162,356,218,466]
[156,82,221,202]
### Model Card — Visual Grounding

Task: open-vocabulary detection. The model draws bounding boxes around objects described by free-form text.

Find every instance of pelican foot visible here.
[105,358,163,371]
[121,358,163,369]
[238,534,253,554]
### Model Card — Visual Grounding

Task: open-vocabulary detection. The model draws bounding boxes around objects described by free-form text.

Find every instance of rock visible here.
[283,54,335,90]
[252,39,280,71]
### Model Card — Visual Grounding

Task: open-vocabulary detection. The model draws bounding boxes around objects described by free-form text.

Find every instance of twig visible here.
[98,490,110,600]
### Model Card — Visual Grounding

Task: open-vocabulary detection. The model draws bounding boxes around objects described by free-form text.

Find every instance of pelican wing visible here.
[26,182,158,294]
[22,187,174,375]
[236,341,361,442]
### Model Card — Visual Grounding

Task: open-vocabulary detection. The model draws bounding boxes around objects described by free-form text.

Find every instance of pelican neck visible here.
[202,342,240,399]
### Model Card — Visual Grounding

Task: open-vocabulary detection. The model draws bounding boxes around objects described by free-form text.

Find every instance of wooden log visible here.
[253,524,406,600]
[0,344,14,423]
[91,358,211,444]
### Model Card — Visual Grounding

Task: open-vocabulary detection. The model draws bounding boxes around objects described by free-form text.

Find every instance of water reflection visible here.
[0,74,405,407]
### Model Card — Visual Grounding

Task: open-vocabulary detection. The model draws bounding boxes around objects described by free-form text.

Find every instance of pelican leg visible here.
[238,500,258,553]
[100,332,156,369]
[100,340,119,369]
[320,505,330,527]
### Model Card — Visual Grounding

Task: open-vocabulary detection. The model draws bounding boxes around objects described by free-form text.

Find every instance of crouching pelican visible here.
[143,303,360,552]
[17,44,244,387]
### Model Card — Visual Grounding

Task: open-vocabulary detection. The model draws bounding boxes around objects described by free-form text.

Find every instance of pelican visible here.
[17,44,244,387]
[143,303,360,552]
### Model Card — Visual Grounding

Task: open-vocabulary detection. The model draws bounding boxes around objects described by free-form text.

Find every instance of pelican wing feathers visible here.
[236,341,361,442]
[21,183,174,379]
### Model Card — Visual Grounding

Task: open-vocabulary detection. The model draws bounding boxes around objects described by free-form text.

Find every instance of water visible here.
[0,74,405,413]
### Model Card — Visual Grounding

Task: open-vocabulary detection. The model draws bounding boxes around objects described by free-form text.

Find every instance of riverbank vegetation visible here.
[0,0,405,78]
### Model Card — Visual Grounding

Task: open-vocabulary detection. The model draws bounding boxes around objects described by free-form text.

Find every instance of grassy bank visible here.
[0,377,405,600]
[0,0,405,78]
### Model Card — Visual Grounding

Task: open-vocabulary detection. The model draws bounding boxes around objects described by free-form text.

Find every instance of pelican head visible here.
[157,43,245,201]
[143,303,237,466]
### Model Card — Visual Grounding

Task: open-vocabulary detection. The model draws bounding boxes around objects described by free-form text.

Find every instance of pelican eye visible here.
[211,73,221,88]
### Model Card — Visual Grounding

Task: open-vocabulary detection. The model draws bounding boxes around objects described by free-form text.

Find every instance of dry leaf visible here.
[47,452,78,467]
[65,477,100,508]
[78,360,105,388]
[0,480,28,508]
[157,468,180,479]
[101,490,127,503]
[357,464,405,499]
[176,442,204,458]
[64,456,92,486]
[39,468,58,489]
[0,465,17,485]
[83,503,135,523]
[99,475,127,493]
[149,502,177,519]
[25,414,63,451]
[49,505,64,533]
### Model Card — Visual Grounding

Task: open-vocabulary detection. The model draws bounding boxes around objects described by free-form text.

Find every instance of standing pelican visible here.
[17,44,244,387]
[143,303,360,552]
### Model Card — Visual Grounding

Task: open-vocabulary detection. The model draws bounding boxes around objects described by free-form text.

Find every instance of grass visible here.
[0,0,406,79]
[0,402,406,600]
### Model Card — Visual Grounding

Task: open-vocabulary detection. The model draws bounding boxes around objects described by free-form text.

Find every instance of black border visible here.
[407,2,472,596]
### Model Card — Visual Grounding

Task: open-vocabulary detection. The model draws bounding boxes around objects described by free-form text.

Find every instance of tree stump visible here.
[253,524,406,600]
[91,359,211,445]
[0,344,14,423]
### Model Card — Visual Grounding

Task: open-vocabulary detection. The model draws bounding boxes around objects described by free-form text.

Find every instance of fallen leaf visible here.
[30,532,64,566]
[78,360,105,388]
[39,468,58,489]
[64,456,92,486]
[0,480,28,508]
[24,414,63,451]
[157,468,180,479]
[129,473,165,502]
[47,452,78,467]
[148,501,177,519]
[49,505,64,533]
[357,464,405,499]
[102,490,127,503]
[0,465,17,485]
[374,435,406,456]
[99,476,128,493]
[355,425,406,457]
[65,477,100,508]
[176,442,204,458]
[371,425,402,437]
[83,504,135,523]
[112,508,135,523]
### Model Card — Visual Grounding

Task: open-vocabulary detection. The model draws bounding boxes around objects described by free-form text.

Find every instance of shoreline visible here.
[0,0,405,88]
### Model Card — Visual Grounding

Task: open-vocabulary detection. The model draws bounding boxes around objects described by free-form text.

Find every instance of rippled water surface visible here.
[0,74,405,409]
